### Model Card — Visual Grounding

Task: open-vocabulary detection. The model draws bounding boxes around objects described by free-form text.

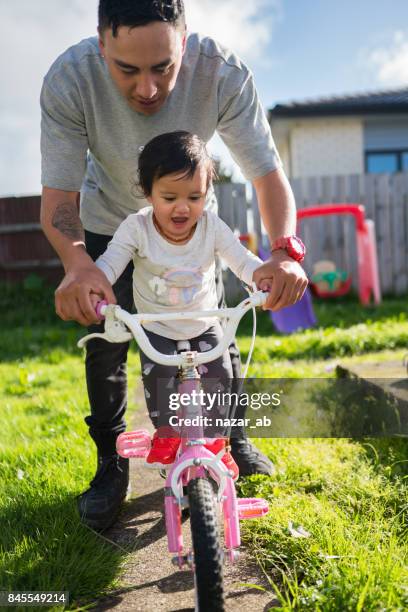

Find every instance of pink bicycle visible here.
[78,290,269,611]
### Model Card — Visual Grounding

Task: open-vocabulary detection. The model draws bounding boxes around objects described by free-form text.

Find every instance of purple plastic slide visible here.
[258,246,317,334]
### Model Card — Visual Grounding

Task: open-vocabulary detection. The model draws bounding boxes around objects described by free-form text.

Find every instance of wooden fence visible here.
[290,172,408,296]
[1,173,408,298]
[0,195,62,284]
[217,172,408,298]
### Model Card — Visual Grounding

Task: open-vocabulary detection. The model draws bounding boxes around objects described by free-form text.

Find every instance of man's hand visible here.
[55,260,116,326]
[253,250,308,311]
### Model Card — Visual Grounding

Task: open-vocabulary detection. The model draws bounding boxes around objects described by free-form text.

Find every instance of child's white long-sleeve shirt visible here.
[95,207,262,340]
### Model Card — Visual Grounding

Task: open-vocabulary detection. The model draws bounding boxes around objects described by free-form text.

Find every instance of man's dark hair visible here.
[98,0,185,36]
[138,131,215,197]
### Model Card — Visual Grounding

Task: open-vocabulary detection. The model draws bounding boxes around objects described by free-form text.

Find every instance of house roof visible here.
[269,87,408,119]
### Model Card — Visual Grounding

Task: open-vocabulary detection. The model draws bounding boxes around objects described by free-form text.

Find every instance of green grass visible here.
[0,281,142,611]
[0,279,407,610]
[237,437,407,610]
[0,353,142,611]
[238,294,408,364]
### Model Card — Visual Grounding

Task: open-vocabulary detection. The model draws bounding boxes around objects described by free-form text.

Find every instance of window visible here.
[366,150,408,173]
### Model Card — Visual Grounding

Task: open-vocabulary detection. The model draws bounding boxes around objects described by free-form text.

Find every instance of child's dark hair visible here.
[138,131,215,197]
[98,0,185,37]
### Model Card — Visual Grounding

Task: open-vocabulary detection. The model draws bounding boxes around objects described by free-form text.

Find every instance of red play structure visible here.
[297,204,381,306]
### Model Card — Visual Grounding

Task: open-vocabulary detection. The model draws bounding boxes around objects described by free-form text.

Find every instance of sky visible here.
[1,0,408,195]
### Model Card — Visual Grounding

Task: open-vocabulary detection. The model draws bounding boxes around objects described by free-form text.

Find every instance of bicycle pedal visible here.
[237,497,269,519]
[116,429,151,458]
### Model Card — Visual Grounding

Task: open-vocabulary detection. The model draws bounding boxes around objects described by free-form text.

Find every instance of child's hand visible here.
[253,266,273,308]
[90,292,103,312]
[255,278,273,309]
[258,279,272,293]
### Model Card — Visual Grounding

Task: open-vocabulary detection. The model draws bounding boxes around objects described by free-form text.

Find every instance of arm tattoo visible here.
[52,202,85,242]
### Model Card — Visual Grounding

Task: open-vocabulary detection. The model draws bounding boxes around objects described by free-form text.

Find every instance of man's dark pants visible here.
[84,230,243,457]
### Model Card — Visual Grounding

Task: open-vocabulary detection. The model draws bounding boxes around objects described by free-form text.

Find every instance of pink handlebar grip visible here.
[95,300,108,321]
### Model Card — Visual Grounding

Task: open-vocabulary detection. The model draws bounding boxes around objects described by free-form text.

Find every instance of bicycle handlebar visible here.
[80,290,267,367]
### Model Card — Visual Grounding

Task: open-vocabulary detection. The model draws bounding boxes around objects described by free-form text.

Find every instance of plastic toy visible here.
[297,204,381,306]
[311,260,352,297]
[239,232,258,255]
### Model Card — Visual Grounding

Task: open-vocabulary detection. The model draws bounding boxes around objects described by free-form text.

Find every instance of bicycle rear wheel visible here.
[188,477,225,611]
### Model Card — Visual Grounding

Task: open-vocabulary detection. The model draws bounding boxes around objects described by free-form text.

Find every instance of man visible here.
[40,0,308,532]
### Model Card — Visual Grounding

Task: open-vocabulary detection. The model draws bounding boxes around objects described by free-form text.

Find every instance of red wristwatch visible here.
[271,235,306,262]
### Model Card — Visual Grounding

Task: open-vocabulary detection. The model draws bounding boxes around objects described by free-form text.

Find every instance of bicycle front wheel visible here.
[188,477,225,611]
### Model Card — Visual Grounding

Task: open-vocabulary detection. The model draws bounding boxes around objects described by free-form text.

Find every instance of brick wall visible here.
[290,119,364,178]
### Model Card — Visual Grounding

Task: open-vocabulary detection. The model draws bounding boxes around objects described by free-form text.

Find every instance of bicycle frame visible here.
[163,367,240,566]
[78,290,270,569]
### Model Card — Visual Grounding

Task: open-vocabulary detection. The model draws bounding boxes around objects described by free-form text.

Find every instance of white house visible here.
[268,87,408,179]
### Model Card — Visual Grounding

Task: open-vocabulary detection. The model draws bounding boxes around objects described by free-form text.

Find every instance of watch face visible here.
[287,236,305,261]
[288,236,303,255]
[272,236,305,261]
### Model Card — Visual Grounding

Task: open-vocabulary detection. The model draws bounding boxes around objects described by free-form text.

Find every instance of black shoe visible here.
[76,453,130,532]
[230,439,275,476]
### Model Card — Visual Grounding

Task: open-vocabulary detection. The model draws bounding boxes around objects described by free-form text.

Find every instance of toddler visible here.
[93,131,269,479]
